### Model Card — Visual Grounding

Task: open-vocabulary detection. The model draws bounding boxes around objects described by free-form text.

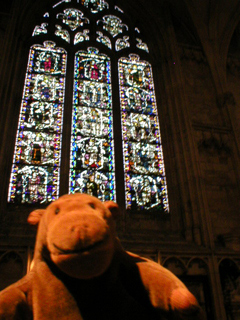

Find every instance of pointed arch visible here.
[162,257,187,275]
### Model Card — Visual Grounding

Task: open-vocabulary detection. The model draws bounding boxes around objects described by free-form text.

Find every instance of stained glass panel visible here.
[32,23,48,36]
[96,31,111,49]
[70,48,115,201]
[82,0,109,13]
[119,54,169,212]
[8,41,67,204]
[55,25,70,43]
[116,36,130,51]
[98,15,128,38]
[56,9,89,31]
[74,30,90,44]
[136,38,149,53]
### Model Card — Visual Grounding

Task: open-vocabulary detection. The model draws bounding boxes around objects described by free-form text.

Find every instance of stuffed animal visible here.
[0,193,205,319]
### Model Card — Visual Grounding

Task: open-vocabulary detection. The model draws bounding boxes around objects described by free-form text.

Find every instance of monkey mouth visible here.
[52,237,108,255]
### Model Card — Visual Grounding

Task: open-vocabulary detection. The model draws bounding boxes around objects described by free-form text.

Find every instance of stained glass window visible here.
[74,30,90,44]
[70,47,115,201]
[118,54,169,212]
[98,15,128,38]
[8,41,67,204]
[55,25,70,43]
[116,36,130,51]
[96,31,112,49]
[82,0,109,13]
[32,23,48,36]
[136,38,149,53]
[9,0,169,213]
[56,9,89,31]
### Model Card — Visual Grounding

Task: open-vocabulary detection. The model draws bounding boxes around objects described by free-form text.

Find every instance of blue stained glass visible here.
[70,48,115,201]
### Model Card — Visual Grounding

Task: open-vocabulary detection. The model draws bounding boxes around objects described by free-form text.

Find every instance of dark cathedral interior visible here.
[0,0,240,319]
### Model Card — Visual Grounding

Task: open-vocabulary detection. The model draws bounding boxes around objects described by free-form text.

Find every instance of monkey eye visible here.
[89,203,95,209]
[55,208,60,214]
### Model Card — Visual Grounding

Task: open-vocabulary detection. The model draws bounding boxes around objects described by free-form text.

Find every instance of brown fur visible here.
[0,193,205,319]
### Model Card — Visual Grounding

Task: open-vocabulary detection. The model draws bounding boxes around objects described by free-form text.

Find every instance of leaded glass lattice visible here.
[118,54,169,212]
[8,41,67,204]
[70,47,115,201]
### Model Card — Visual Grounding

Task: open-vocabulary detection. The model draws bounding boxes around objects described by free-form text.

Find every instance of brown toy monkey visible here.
[0,193,205,319]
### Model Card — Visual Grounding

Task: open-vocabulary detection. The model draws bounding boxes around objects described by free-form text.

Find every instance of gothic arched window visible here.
[8,0,169,213]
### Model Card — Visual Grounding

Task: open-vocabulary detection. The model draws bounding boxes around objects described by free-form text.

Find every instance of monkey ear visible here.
[104,201,121,219]
[27,209,45,227]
